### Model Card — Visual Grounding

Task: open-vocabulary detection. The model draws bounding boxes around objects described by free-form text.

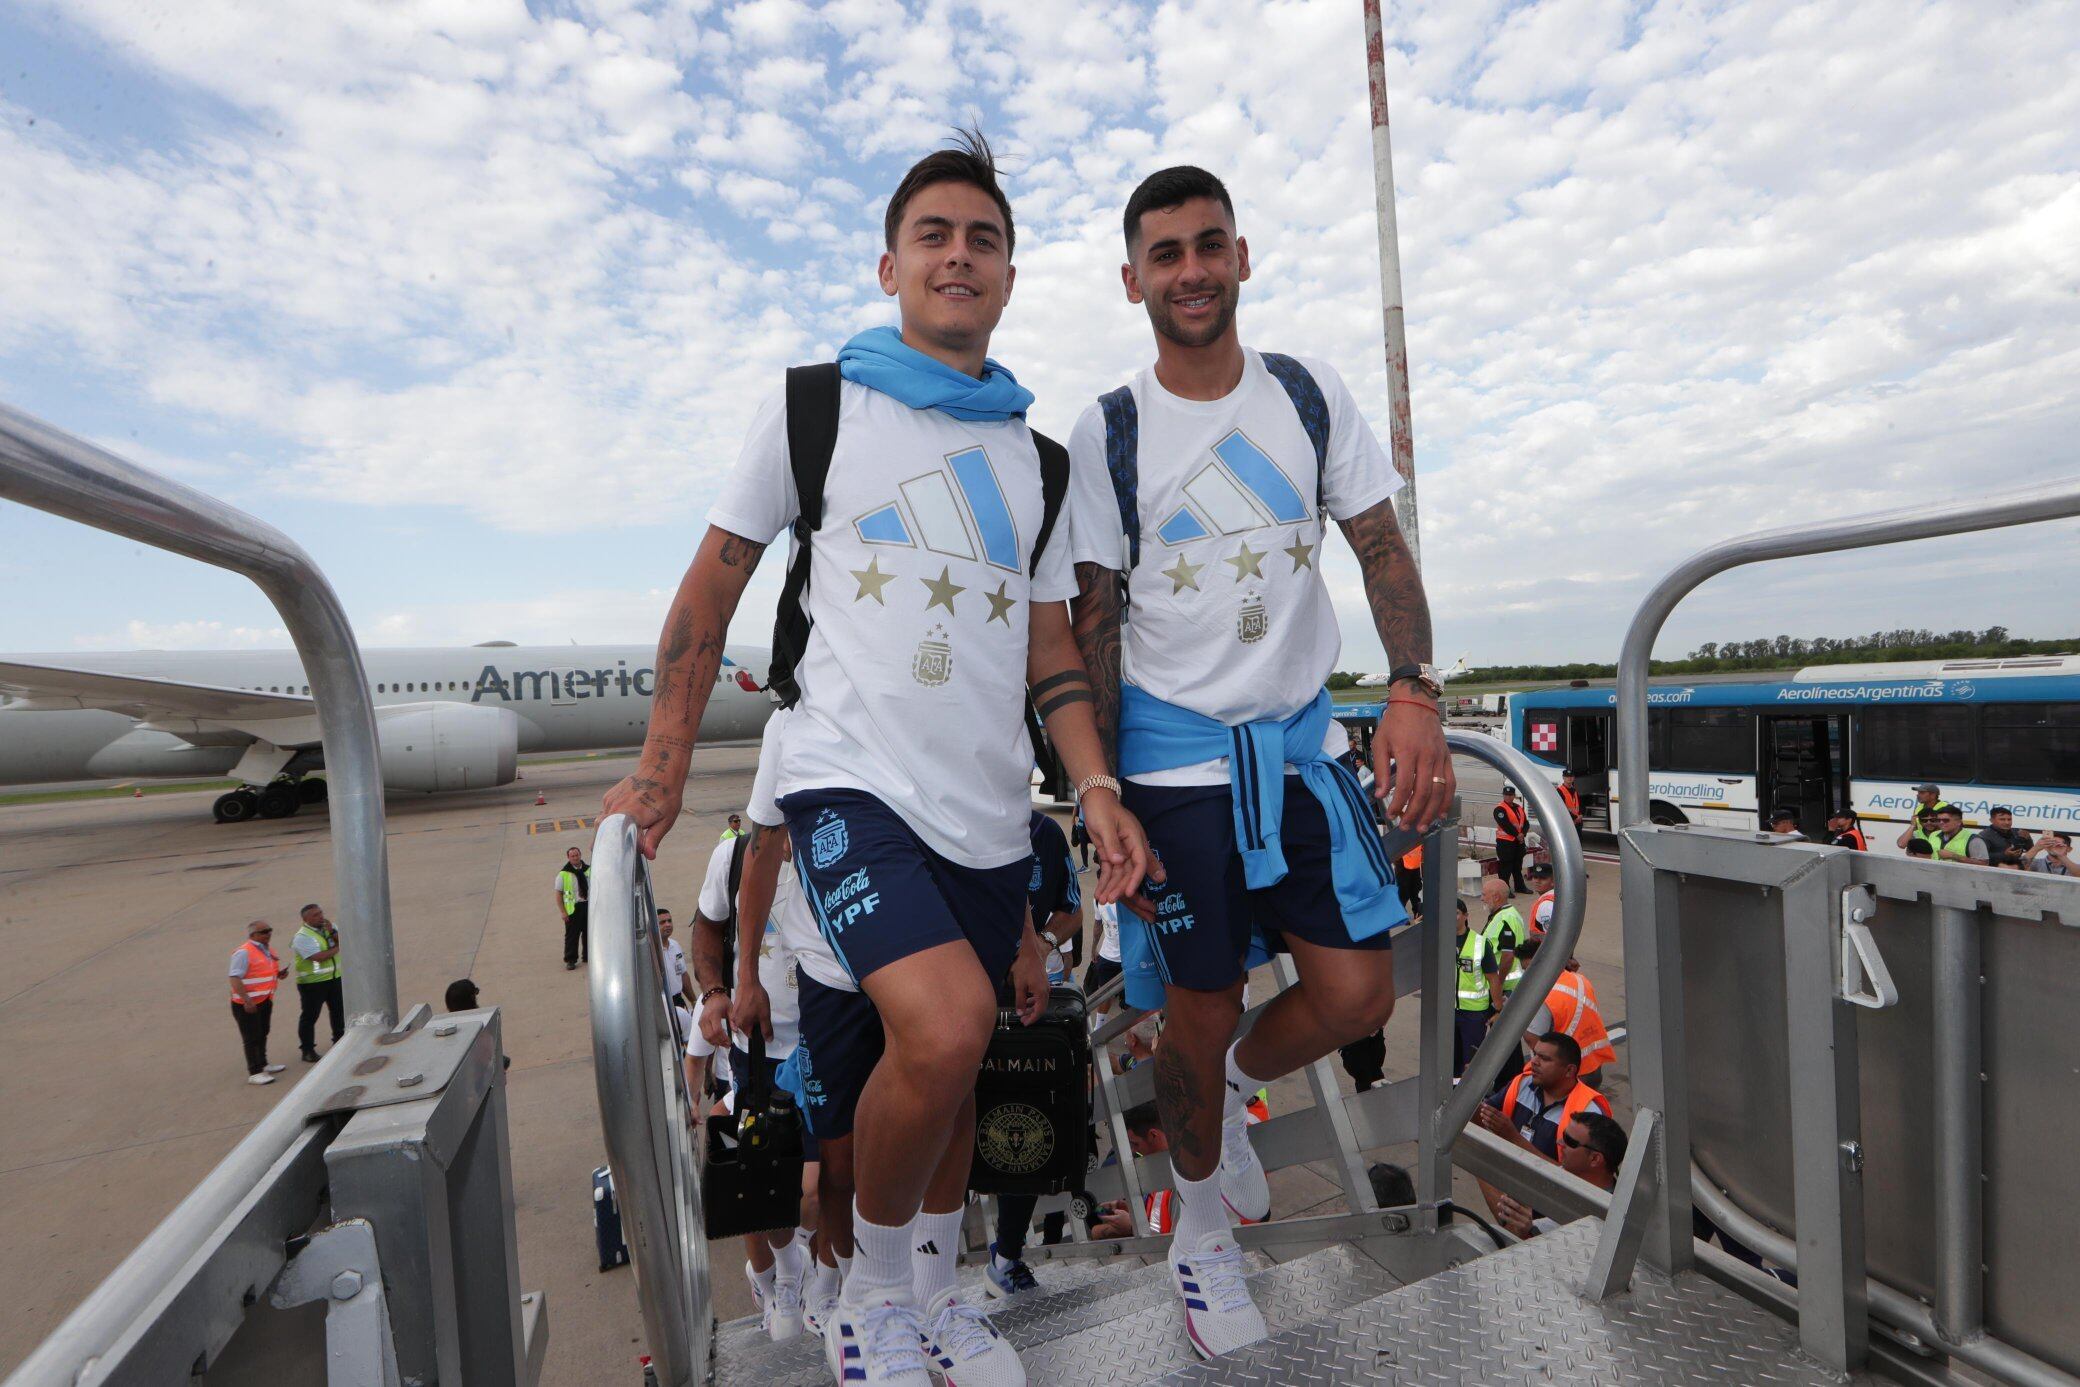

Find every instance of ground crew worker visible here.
[555,845,589,970]
[1397,841,1424,920]
[1493,785,1530,891]
[1926,806,1978,863]
[1510,936,1616,1088]
[290,902,344,1063]
[1474,1032,1612,1161]
[1494,1112,1627,1238]
[229,920,288,1085]
[719,813,744,843]
[1827,807,1868,850]
[1525,860,1554,937]
[1454,897,1498,1078]
[1556,770,1582,832]
[1480,875,1527,999]
[1895,783,1954,852]
[1768,806,1805,839]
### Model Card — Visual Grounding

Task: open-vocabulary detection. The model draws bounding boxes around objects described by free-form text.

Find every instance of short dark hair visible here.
[1907,838,1934,857]
[1570,1112,1628,1170]
[301,903,321,915]
[1122,1101,1164,1135]
[1122,164,1234,255]
[1535,1031,1582,1069]
[444,978,480,1012]
[1989,805,2012,815]
[885,126,1015,256]
[1514,934,1542,962]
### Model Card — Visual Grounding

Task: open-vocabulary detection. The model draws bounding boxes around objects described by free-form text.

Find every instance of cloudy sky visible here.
[2,0,2076,670]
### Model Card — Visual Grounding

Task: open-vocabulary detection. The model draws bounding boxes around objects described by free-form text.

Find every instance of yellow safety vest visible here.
[1484,906,1528,992]
[558,867,583,914]
[293,923,340,985]
[1929,826,1975,860]
[1457,930,1493,1011]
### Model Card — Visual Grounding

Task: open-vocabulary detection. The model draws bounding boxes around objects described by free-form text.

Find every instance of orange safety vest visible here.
[1543,969,1616,1074]
[232,939,280,1004]
[1500,1071,1612,1151]
[1835,826,1868,851]
[1557,782,1581,821]
[1401,843,1423,873]
[1146,1189,1176,1234]
[1496,800,1527,843]
[1530,890,1554,938]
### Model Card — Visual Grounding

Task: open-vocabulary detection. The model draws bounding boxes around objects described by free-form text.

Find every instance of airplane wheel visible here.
[258,785,300,819]
[297,777,328,805]
[214,790,259,823]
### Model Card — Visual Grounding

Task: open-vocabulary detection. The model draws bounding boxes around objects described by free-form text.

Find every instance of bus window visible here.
[1665,708,1753,773]
[1858,705,1974,782]
[1981,703,2080,788]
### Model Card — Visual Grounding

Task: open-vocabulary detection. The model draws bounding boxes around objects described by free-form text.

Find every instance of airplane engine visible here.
[376,703,520,792]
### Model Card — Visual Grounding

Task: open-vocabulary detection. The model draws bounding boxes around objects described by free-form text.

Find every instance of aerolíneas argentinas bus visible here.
[1507,657,2080,851]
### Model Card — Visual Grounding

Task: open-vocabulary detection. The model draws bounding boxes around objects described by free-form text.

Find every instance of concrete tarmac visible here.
[0,744,1629,1381]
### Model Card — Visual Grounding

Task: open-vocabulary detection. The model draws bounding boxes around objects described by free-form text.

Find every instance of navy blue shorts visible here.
[794,975,884,1141]
[728,1047,821,1161]
[1124,777,1396,994]
[780,788,1027,987]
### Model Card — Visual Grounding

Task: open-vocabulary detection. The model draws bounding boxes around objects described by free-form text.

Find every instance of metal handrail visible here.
[1614,481,2080,826]
[589,815,708,1387]
[0,402,397,1023]
[0,402,401,1381]
[1433,729,1587,1140]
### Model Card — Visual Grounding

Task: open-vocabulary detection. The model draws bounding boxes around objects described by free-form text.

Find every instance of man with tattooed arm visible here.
[1062,165,1455,1358]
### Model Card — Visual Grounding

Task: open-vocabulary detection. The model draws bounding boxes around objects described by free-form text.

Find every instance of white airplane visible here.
[1355,653,1471,688]
[0,642,773,822]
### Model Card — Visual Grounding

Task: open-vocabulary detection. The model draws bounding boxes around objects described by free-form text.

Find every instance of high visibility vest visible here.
[1557,783,1581,821]
[1833,826,1868,851]
[1930,826,1975,859]
[1501,1072,1612,1152]
[719,827,743,843]
[292,924,340,985]
[1496,800,1527,843]
[1456,930,1494,1011]
[1484,907,1528,991]
[1146,1189,1176,1235]
[1530,891,1555,938]
[558,867,583,914]
[1401,843,1423,873]
[233,940,280,1003]
[1543,969,1616,1074]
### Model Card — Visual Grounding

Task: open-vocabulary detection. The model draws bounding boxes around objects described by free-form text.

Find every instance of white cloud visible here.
[75,619,292,650]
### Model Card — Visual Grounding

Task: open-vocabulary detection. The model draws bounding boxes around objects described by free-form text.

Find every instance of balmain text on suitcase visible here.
[969,983,1092,1195]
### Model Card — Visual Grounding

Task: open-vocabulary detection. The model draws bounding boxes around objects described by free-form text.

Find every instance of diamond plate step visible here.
[712,1253,1178,1386]
[1018,1244,1397,1387]
[1151,1218,1878,1385]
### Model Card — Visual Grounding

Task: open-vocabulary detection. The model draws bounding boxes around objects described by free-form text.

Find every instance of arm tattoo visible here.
[1035,688,1095,719]
[1070,563,1123,773]
[690,911,727,993]
[1338,501,1433,668]
[716,534,766,570]
[1029,669,1090,701]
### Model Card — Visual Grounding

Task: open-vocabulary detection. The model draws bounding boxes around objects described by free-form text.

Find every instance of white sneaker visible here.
[246,1073,276,1086]
[1218,1115,1271,1223]
[804,1262,841,1337]
[1170,1231,1267,1360]
[263,1063,287,1074]
[766,1260,805,1342]
[922,1290,1025,1385]
[824,1296,932,1385]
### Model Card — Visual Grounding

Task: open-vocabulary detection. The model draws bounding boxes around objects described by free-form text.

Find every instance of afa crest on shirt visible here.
[912,623,954,687]
[810,811,849,870]
[1238,595,1268,644]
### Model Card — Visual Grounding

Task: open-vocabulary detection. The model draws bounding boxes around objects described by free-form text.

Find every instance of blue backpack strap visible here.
[1259,352,1328,513]
[1097,385,1140,573]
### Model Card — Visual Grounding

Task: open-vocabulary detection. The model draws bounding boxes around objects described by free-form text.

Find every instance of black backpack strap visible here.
[1029,429,1070,573]
[721,832,749,982]
[1096,386,1140,574]
[1259,352,1329,514]
[766,364,843,708]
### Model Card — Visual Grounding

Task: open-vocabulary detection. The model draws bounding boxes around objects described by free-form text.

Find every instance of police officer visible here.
[1493,785,1530,892]
[1826,808,1868,850]
[1453,897,1497,1078]
[1480,874,1528,1002]
[555,845,589,970]
[290,903,344,1062]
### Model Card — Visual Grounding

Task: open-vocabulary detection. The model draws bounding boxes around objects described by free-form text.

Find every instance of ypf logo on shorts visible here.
[810,810,849,870]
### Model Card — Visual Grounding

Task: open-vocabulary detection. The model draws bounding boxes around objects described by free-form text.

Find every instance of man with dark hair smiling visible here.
[605,130,1150,1387]
[1063,164,1452,1358]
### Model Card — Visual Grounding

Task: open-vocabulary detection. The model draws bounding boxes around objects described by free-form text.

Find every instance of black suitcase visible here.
[592,1164,629,1271]
[703,1031,807,1240]
[970,984,1093,1195]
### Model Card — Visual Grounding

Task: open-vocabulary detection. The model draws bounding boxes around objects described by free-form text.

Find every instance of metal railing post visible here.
[1413,809,1458,1228]
[0,403,396,1025]
[1617,837,1696,1273]
[1930,903,1985,1345]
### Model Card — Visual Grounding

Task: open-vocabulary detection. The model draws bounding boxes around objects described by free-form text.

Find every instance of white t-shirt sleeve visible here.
[1309,359,1402,522]
[706,388,799,546]
[747,711,787,827]
[228,949,251,978]
[697,839,735,920]
[292,931,322,960]
[1064,402,1127,571]
[1030,455,1079,602]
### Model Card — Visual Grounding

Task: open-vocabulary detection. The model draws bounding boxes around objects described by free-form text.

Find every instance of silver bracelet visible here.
[1075,773,1122,803]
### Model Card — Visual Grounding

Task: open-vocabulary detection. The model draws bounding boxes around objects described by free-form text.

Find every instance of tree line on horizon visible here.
[1424,627,2076,685]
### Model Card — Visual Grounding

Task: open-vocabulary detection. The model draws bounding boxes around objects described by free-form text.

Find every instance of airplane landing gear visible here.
[213,788,260,823]
[257,784,300,819]
[214,778,314,823]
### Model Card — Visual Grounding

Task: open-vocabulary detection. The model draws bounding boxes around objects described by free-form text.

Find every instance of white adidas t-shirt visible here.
[747,708,856,994]
[697,831,801,1058]
[1095,900,1121,963]
[710,380,1077,867]
[1066,350,1400,786]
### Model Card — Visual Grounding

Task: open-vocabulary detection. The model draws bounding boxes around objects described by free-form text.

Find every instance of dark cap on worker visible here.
[1527,860,1553,879]
[1769,806,1800,824]
[1501,784,1518,796]
[1914,782,1941,793]
[1827,805,1854,821]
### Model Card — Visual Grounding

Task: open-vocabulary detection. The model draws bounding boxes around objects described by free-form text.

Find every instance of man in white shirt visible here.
[606,134,1150,1387]
[659,907,691,1008]
[1063,165,1453,1359]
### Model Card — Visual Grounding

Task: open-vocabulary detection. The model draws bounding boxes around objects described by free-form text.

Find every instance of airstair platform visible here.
[710,1221,1861,1387]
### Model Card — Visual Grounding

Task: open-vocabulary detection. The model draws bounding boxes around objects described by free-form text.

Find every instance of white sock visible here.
[910,1207,966,1309]
[844,1207,913,1307]
[836,1251,854,1287]
[1170,1165,1234,1254]
[774,1235,808,1285]
[1224,1043,1262,1133]
[749,1259,777,1299]
[795,1224,815,1252]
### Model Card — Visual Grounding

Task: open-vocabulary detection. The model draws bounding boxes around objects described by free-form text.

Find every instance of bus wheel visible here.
[1648,801,1688,827]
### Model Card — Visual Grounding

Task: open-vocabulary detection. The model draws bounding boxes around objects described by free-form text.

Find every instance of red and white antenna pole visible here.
[1362,0,1420,572]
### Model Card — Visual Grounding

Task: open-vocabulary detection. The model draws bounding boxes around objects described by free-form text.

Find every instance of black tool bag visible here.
[703,1032,806,1240]
[969,984,1093,1195]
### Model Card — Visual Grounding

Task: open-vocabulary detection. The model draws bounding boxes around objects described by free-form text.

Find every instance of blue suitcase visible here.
[592,1164,629,1271]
